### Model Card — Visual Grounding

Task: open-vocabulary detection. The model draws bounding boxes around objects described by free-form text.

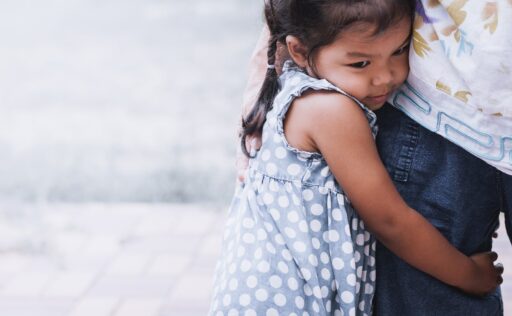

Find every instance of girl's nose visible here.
[372,67,393,86]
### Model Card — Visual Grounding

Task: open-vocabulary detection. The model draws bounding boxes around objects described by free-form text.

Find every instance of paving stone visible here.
[81,236,122,257]
[0,254,31,274]
[158,305,206,316]
[48,232,88,256]
[68,298,119,316]
[167,273,214,314]
[113,298,162,316]
[188,257,218,277]
[87,276,174,298]
[0,298,73,316]
[0,254,35,290]
[58,253,113,272]
[198,233,223,257]
[172,211,216,236]
[134,212,179,236]
[122,235,202,254]
[211,214,228,234]
[105,253,152,277]
[65,204,145,226]
[0,271,54,297]
[43,272,97,298]
[146,254,191,277]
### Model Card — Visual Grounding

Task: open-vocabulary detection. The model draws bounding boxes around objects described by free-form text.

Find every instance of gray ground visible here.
[0,205,508,316]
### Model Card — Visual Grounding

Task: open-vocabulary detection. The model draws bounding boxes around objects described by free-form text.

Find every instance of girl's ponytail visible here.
[240,0,281,158]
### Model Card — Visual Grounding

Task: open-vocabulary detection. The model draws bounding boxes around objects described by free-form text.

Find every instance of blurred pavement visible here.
[0,204,508,316]
[0,203,224,316]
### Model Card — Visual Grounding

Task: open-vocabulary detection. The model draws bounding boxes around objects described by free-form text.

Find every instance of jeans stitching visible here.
[393,121,420,182]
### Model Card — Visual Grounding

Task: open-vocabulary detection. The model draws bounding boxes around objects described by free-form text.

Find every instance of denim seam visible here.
[393,121,420,182]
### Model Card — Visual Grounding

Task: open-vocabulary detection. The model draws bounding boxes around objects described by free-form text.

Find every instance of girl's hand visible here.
[236,136,261,182]
[461,252,504,296]
[235,148,250,183]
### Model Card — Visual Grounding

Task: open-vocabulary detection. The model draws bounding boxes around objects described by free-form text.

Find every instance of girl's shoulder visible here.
[278,60,377,130]
[280,61,368,119]
[287,89,371,138]
[279,60,369,112]
[290,89,362,121]
[282,78,374,154]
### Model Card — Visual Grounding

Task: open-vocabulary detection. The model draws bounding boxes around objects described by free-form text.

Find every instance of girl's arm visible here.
[285,91,502,296]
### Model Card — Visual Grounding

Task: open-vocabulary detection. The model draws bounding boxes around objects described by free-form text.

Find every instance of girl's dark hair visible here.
[240,0,415,157]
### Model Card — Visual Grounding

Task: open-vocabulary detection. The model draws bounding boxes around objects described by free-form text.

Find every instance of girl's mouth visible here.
[366,93,390,104]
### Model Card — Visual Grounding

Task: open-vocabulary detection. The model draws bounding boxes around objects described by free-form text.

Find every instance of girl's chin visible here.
[364,100,387,111]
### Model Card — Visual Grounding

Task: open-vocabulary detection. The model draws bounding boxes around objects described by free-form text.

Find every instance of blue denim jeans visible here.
[374,104,511,316]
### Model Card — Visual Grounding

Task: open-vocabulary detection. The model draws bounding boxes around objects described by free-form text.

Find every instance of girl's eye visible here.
[348,61,370,68]
[393,44,410,56]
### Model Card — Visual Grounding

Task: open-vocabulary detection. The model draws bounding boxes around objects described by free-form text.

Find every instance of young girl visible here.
[209,0,503,315]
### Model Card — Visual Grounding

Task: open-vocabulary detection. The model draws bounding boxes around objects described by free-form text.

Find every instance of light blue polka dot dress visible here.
[209,61,377,316]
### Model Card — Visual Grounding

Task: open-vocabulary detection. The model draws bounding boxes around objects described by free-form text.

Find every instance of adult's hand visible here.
[236,136,261,182]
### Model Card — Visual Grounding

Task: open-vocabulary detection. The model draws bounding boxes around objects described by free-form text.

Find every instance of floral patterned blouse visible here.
[390,0,512,174]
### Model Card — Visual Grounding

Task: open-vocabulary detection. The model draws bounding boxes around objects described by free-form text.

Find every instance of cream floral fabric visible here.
[391,0,512,174]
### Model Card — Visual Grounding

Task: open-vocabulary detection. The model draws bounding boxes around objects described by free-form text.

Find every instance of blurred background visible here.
[0,1,510,316]
[0,0,262,315]
[0,0,261,204]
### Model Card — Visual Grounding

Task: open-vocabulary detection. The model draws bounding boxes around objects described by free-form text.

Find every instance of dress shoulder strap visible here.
[274,60,377,129]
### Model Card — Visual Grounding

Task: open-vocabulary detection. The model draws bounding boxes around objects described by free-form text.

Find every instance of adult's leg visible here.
[373,104,503,316]
[502,172,512,246]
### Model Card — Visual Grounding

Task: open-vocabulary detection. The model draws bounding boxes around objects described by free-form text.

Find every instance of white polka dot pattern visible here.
[208,61,376,315]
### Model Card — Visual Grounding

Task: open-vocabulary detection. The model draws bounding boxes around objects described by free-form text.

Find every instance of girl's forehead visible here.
[328,18,412,54]
[336,18,412,42]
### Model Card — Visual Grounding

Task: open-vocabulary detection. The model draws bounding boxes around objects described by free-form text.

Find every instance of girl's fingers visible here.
[248,137,262,154]
[237,170,246,182]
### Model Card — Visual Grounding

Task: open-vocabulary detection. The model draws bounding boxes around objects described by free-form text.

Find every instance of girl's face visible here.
[307,17,411,110]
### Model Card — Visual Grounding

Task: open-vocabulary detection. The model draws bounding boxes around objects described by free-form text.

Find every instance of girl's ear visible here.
[286,35,308,68]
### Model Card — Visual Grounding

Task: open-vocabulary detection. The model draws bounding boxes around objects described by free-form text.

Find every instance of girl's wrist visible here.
[454,258,479,291]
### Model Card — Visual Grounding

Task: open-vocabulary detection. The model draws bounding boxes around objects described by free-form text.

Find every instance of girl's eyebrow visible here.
[346,33,412,59]
[346,51,374,58]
